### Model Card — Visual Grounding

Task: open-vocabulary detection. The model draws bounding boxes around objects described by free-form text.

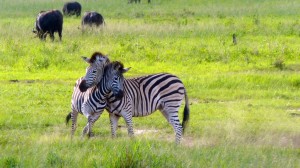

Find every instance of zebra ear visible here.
[82,56,90,63]
[122,67,131,73]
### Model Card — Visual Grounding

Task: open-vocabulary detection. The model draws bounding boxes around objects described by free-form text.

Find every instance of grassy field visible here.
[0,0,300,167]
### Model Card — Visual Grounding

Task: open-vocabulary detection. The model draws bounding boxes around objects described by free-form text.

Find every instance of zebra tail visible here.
[66,112,72,125]
[182,90,190,135]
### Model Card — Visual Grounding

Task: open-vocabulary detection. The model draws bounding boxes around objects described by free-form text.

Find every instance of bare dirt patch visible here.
[117,126,207,147]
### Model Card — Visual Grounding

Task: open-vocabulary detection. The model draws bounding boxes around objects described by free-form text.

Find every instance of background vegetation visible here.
[0,0,299,167]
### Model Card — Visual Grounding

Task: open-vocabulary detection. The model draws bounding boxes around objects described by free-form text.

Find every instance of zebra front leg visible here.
[109,113,120,138]
[82,124,89,138]
[82,113,101,138]
[121,112,134,137]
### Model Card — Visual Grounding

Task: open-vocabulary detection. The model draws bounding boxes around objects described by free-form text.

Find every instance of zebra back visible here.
[107,73,186,116]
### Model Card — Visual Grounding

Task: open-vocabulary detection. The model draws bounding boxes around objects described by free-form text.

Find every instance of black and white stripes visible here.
[66,52,128,138]
[105,73,190,143]
[67,52,190,143]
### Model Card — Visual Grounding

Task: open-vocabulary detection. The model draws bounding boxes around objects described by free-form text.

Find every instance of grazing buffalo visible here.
[63,1,81,17]
[129,0,151,3]
[32,10,63,41]
[81,11,105,28]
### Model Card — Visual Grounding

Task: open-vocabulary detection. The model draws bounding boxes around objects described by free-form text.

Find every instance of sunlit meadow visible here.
[0,0,299,167]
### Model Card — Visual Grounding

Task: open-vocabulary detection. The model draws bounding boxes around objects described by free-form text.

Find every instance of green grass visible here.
[0,0,300,167]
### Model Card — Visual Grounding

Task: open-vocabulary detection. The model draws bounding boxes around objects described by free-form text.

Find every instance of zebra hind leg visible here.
[70,111,78,138]
[171,114,183,144]
[161,109,183,144]
[109,113,120,138]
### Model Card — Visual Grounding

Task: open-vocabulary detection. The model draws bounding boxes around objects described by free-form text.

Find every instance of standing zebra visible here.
[67,52,110,137]
[79,63,190,144]
[67,60,129,137]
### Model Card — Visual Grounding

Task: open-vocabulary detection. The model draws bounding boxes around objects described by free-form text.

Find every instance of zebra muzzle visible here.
[79,80,88,92]
[114,90,124,100]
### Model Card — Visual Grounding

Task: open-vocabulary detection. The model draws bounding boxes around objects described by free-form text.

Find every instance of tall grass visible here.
[0,0,300,167]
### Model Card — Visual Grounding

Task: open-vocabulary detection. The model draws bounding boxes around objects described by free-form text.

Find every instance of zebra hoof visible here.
[88,132,94,138]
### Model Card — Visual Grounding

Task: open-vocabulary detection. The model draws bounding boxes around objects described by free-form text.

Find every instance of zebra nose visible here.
[79,80,88,92]
[114,90,124,100]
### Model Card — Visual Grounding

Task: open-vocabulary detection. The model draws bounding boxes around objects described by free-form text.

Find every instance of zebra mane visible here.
[89,52,106,63]
[104,61,124,73]
[112,61,124,71]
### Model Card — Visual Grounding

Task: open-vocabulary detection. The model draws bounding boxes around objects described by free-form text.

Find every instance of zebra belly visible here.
[132,109,156,117]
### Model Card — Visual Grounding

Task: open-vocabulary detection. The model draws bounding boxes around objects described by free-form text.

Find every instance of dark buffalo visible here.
[129,0,151,3]
[32,10,63,41]
[81,11,104,28]
[63,1,81,17]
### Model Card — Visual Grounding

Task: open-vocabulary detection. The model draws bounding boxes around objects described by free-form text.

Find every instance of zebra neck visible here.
[97,78,111,97]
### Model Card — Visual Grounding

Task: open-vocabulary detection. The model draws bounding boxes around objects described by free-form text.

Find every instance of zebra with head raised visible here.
[67,52,109,137]
[66,52,129,137]
[79,60,190,144]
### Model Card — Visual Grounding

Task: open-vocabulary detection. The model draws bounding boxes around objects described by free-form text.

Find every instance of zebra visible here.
[79,62,190,144]
[66,52,129,138]
[66,52,109,137]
